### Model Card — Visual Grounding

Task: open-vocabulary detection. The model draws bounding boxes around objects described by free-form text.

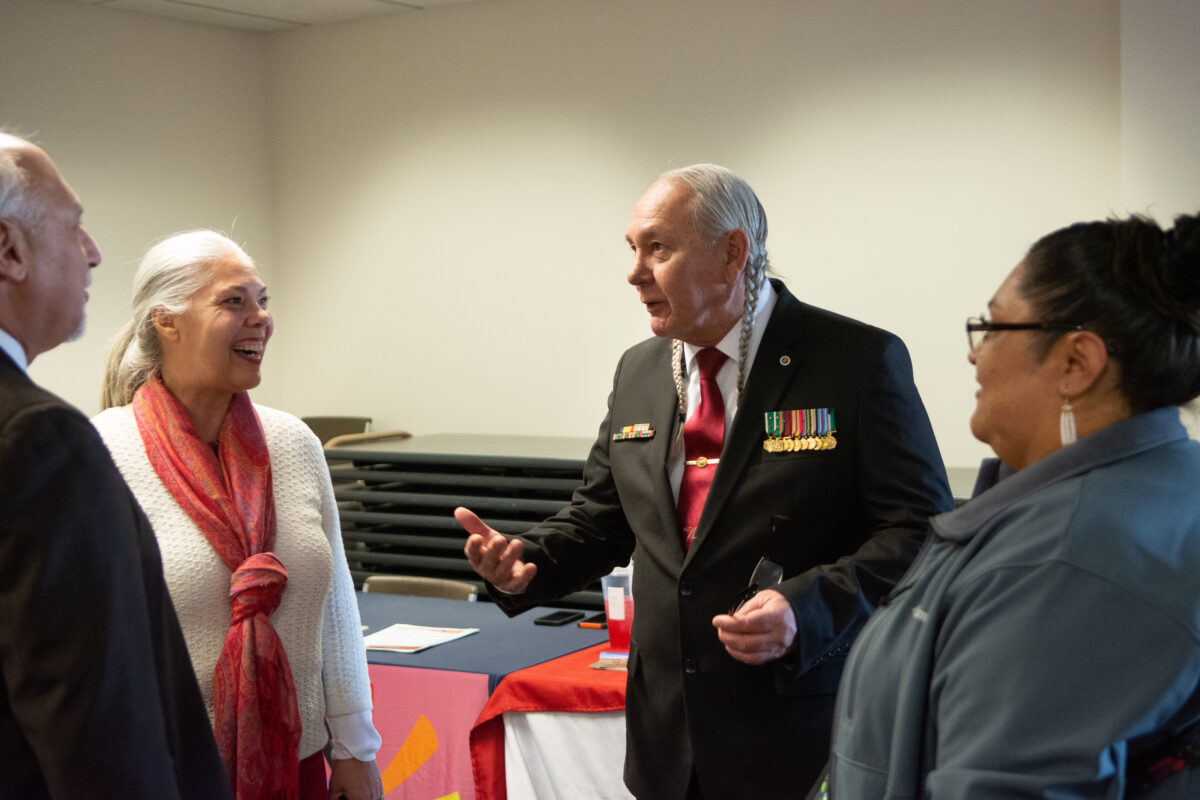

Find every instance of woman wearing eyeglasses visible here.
[822,213,1200,798]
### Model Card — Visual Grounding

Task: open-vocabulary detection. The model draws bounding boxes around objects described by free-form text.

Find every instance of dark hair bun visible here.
[1159,213,1200,325]
[1024,212,1200,412]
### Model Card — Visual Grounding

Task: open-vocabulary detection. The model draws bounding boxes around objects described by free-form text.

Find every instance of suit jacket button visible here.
[684,658,698,674]
[679,581,693,597]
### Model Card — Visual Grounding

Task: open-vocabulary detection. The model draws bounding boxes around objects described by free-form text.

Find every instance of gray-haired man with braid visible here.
[456,163,952,799]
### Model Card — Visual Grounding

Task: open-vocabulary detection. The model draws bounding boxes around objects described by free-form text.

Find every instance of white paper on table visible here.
[362,622,479,654]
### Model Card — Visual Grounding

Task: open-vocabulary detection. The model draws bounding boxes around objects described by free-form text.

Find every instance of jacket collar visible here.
[933,406,1189,543]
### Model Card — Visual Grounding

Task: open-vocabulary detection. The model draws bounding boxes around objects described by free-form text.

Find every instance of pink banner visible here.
[369,663,490,800]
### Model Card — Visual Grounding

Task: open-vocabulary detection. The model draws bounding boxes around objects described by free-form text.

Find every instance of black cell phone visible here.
[580,612,608,628]
[533,610,586,626]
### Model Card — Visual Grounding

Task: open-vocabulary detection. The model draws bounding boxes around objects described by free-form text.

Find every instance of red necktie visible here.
[677,347,728,550]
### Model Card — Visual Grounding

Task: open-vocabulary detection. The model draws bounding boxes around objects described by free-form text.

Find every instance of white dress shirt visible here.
[0,326,28,373]
[669,279,778,501]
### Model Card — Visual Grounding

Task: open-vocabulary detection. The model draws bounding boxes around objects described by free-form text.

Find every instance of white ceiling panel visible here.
[160,0,415,25]
[406,0,491,6]
[96,0,306,31]
[60,0,491,32]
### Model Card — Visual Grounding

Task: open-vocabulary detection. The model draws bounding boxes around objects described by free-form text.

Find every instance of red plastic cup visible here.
[602,572,634,651]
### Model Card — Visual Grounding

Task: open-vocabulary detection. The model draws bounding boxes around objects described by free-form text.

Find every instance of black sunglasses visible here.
[727,516,788,615]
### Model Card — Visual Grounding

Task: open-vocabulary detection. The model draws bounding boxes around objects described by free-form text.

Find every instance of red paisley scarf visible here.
[133,376,301,800]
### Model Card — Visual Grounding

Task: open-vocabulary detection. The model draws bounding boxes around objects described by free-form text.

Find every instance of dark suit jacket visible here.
[493,281,953,799]
[0,350,231,799]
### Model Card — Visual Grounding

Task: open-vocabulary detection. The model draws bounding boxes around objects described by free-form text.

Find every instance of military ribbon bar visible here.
[762,408,839,453]
[612,423,655,442]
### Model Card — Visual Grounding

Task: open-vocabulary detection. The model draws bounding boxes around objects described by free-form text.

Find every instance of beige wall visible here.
[4,0,1197,468]
[1121,0,1200,220]
[264,0,1121,467]
[1,0,274,414]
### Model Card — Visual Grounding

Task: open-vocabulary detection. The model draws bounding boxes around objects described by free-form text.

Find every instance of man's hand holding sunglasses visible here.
[712,590,798,665]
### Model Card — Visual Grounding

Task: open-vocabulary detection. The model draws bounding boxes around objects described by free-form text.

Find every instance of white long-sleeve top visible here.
[93,403,380,761]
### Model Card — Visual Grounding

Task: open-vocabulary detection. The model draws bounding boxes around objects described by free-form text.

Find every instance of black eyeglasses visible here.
[966,316,1085,352]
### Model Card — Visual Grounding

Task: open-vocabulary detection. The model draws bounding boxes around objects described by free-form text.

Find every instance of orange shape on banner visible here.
[381,713,439,791]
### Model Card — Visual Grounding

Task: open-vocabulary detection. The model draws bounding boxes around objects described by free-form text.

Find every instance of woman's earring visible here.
[1060,397,1077,446]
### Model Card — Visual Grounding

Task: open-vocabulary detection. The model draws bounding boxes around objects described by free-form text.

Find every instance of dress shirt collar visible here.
[681,277,778,390]
[668,278,779,498]
[0,326,28,373]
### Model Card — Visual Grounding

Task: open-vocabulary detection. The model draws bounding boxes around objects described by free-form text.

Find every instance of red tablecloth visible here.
[469,643,627,800]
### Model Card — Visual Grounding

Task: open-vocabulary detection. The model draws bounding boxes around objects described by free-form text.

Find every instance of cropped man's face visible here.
[7,143,101,359]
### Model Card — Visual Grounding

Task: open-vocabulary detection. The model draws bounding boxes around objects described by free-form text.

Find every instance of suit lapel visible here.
[685,282,807,560]
[610,339,686,560]
[645,349,685,547]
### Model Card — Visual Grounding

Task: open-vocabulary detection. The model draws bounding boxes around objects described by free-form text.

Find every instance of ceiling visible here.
[62,0,490,33]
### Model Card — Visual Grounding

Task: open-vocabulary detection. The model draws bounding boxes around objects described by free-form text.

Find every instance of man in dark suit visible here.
[457,164,952,798]
[0,132,232,799]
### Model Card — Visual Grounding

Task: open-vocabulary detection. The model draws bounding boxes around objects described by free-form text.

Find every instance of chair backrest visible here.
[362,574,478,601]
[324,429,412,448]
[301,416,372,444]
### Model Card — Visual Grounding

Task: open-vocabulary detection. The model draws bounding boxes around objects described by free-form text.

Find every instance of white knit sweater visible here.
[92,403,379,760]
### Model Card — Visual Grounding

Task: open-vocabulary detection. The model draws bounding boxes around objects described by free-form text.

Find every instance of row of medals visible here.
[763,434,838,452]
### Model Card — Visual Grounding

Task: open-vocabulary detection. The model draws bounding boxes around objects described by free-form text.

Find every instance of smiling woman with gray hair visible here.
[94,230,383,800]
